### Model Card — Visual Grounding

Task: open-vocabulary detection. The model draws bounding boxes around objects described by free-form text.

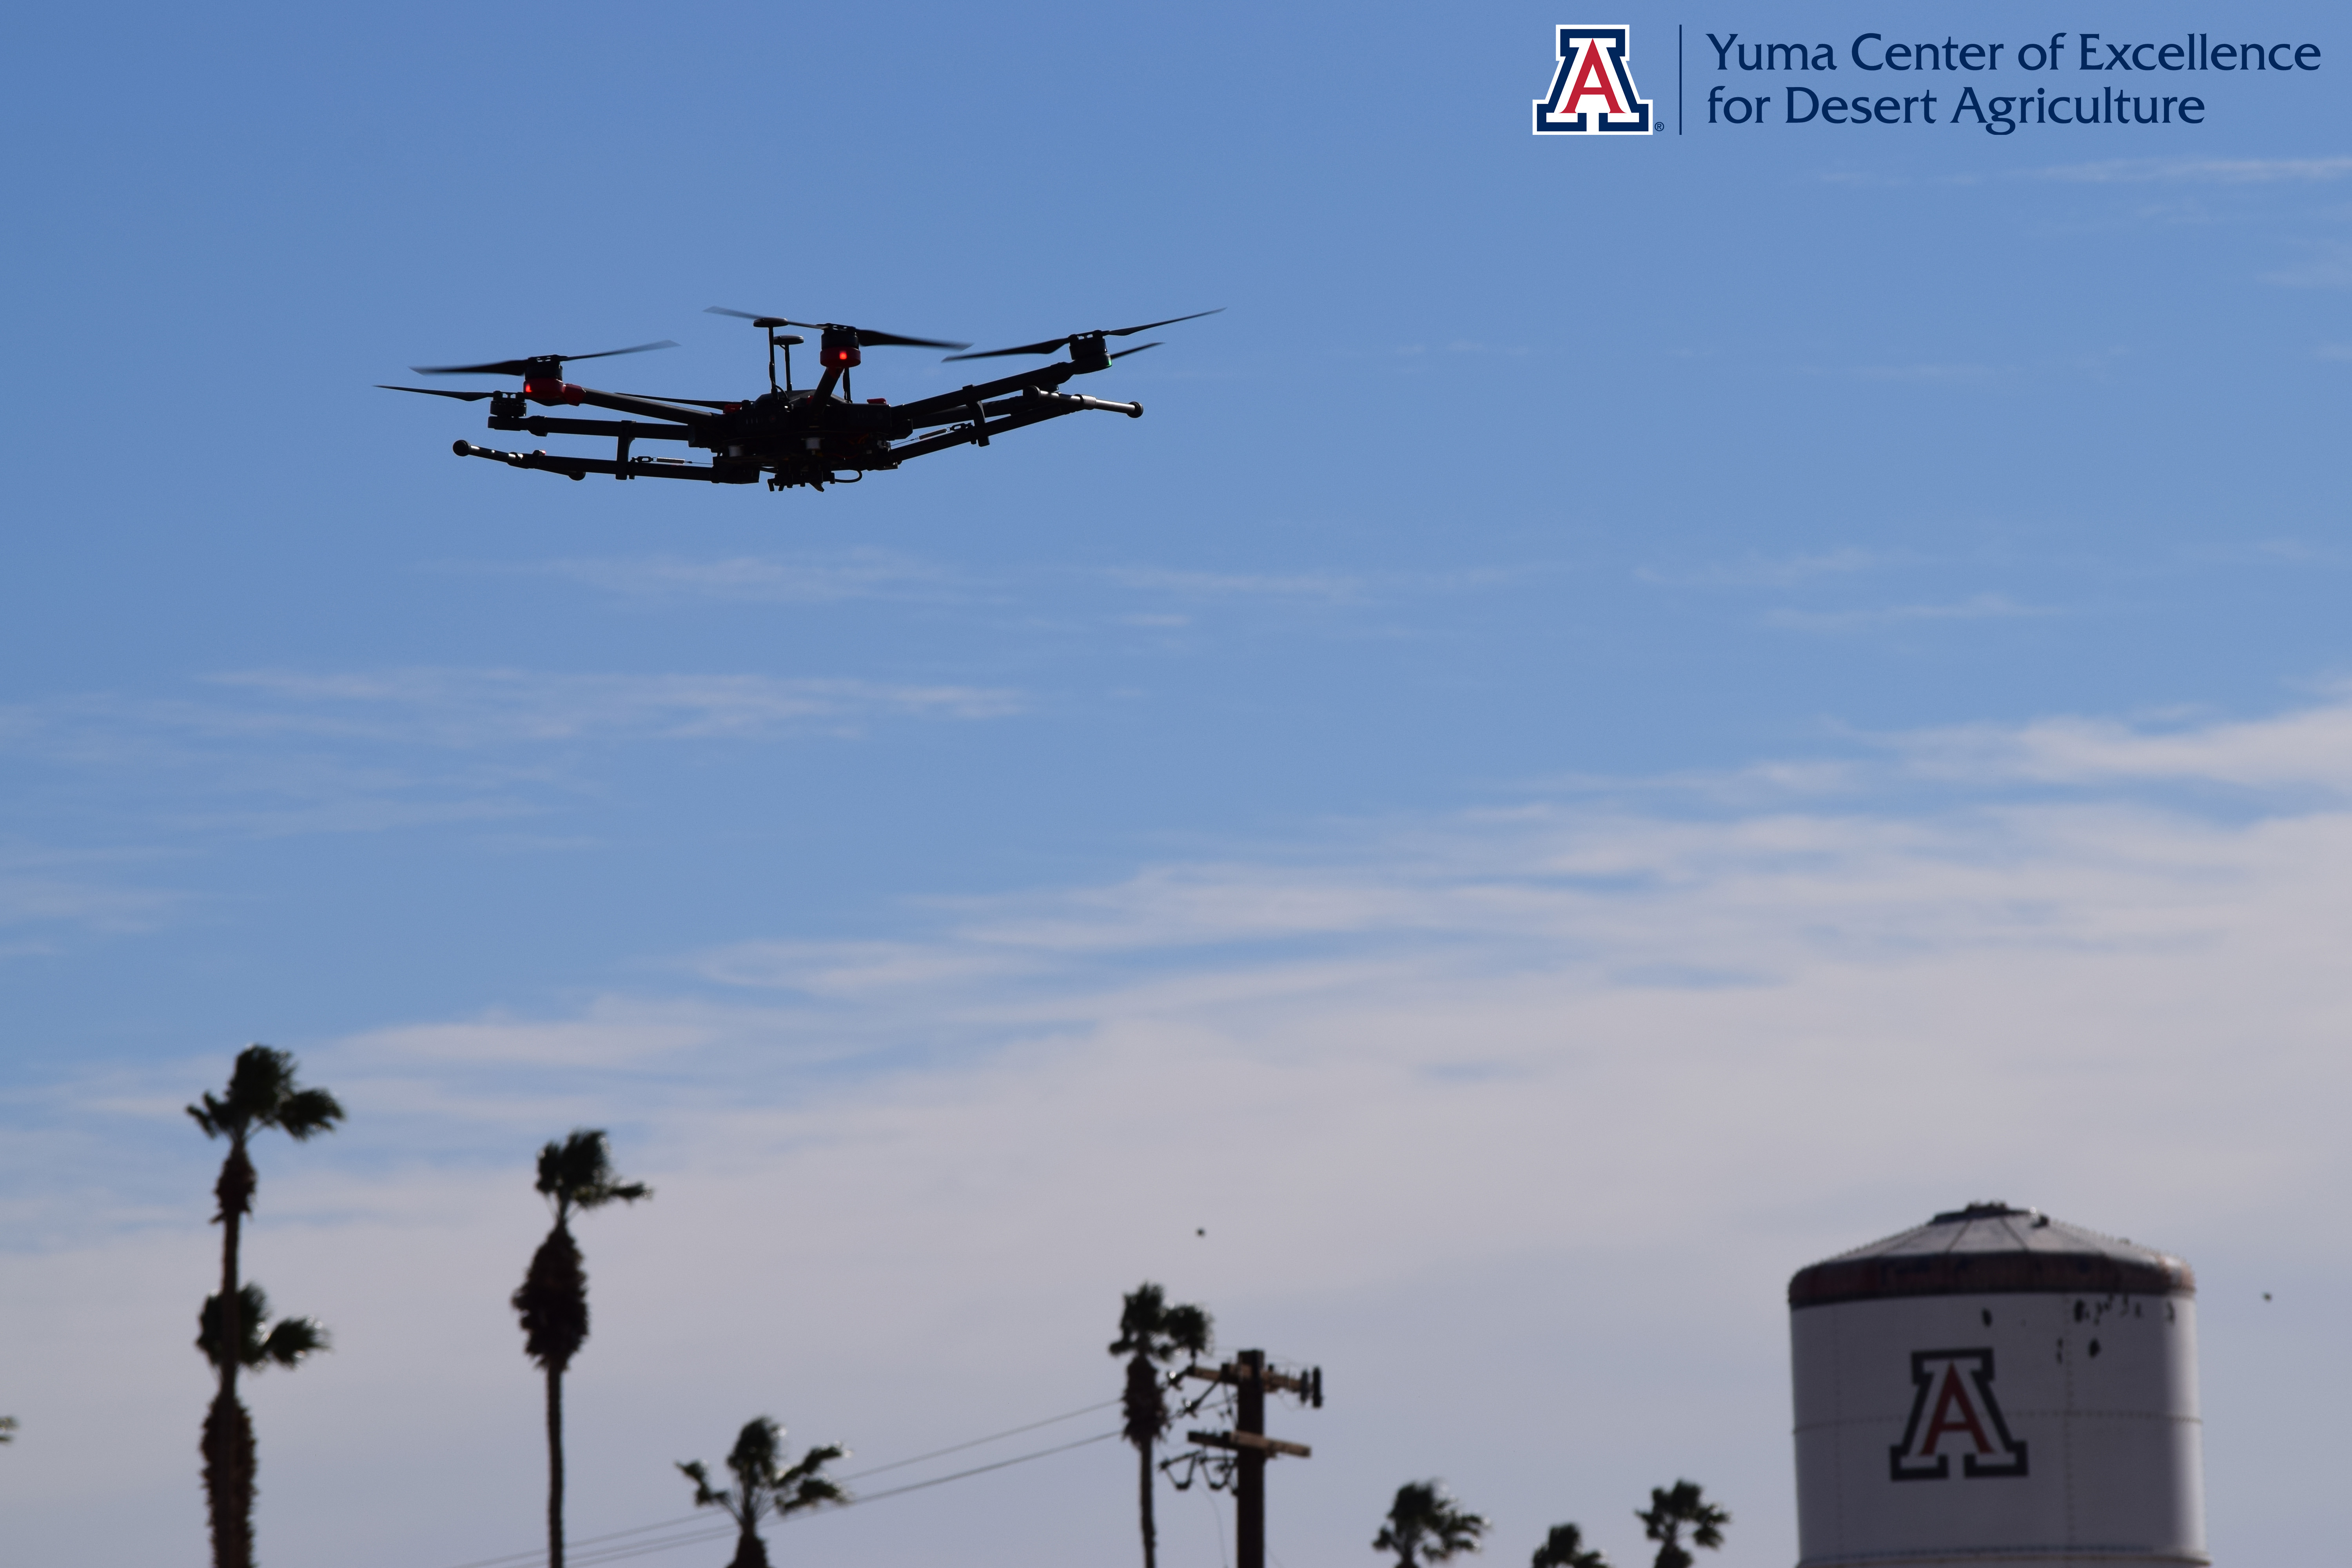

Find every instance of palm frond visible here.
[1637,1481,1727,1568]
[535,1129,652,1221]
[688,1417,847,1530]
[779,1441,848,1486]
[260,1317,328,1366]
[273,1085,346,1139]
[1533,1523,1606,1568]
[1111,1281,1169,1356]
[1111,1281,1214,1364]
[1162,1303,1212,1358]
[198,1283,329,1372]
[679,1459,742,1519]
[780,1473,847,1515]
[187,1093,228,1139]
[1379,1481,1488,1568]
[189,1046,345,1142]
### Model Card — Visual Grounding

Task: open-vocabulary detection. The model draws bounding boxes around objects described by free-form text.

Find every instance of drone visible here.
[379,306,1220,492]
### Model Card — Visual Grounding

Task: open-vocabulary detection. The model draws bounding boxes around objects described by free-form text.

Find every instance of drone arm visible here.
[889,388,1141,465]
[570,388,717,425]
[486,414,698,443]
[893,361,1080,428]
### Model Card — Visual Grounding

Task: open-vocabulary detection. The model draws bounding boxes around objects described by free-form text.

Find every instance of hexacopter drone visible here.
[379,305,1220,492]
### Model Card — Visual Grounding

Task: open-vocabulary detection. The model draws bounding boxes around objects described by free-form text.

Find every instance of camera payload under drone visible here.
[379,305,1220,492]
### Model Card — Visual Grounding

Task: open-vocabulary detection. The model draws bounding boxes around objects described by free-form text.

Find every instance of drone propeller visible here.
[377,385,499,401]
[1111,342,1162,360]
[604,392,741,409]
[705,306,791,329]
[942,309,1221,362]
[410,340,678,377]
[705,306,967,351]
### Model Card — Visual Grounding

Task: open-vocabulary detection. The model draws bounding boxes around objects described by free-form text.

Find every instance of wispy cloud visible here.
[1764,593,2050,632]
[203,668,1021,742]
[1099,564,1543,610]
[0,851,180,936]
[1101,566,1372,604]
[1387,339,1532,358]
[1844,362,1998,383]
[0,668,1026,867]
[2262,243,2352,289]
[3,668,1022,757]
[1637,548,1895,590]
[497,549,964,606]
[1894,691,2352,793]
[2029,155,2352,185]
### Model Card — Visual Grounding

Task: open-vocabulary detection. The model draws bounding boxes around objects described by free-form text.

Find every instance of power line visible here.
[847,1428,1118,1504]
[437,1513,712,1568]
[567,1522,739,1568]
[839,1395,1120,1480]
[432,1423,1123,1568]
[526,1432,1123,1568]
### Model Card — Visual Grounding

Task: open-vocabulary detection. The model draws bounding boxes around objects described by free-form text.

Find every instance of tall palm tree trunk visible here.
[206,1142,257,1568]
[1125,1350,1162,1568]
[729,1520,772,1568]
[545,1365,566,1568]
[202,1393,255,1568]
[1137,1436,1158,1568]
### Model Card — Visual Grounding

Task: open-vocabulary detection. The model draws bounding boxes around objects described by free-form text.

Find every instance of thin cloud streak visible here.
[519,550,965,606]
[1764,593,2050,632]
[1895,693,2352,793]
[2,667,1024,754]
[1101,566,1373,604]
[1635,548,1896,590]
[206,668,1024,741]
[2029,155,2352,185]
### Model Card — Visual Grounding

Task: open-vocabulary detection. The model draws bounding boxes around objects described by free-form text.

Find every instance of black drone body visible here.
[380,307,1220,491]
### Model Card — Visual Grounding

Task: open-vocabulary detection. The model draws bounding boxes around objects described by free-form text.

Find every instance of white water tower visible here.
[1787,1203,2205,1568]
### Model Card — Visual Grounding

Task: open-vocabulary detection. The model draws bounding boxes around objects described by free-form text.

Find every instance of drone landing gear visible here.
[453,441,755,484]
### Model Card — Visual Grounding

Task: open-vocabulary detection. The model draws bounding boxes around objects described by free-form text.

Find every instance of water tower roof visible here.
[1788,1203,2194,1309]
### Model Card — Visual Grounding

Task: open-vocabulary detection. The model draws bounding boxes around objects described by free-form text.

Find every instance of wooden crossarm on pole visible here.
[1186,1429,1312,1459]
[1178,1361,1314,1396]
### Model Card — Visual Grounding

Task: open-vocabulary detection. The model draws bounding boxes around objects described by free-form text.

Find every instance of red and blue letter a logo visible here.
[1534,25,1652,135]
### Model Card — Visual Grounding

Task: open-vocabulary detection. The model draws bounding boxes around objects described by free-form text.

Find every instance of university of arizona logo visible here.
[1889,1349,2029,1481]
[1533,25,1653,135]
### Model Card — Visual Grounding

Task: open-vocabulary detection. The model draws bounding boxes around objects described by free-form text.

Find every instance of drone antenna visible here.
[766,331,779,394]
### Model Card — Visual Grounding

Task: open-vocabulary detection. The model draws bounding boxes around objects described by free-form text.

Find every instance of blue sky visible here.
[4,3,2349,1566]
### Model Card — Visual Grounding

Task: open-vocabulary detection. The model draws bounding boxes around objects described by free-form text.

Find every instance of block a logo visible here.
[1889,1349,2029,1481]
[1533,25,1653,135]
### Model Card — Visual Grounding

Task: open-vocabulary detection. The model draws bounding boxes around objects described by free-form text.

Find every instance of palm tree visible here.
[1109,1282,1212,1568]
[1635,1482,1728,1568]
[512,1129,650,1568]
[187,1044,344,1568]
[0,1416,16,1444]
[1375,1481,1490,1568]
[1532,1523,1608,1568]
[678,1416,848,1568]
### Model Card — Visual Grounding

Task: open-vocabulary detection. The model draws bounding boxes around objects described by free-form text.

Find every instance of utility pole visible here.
[1181,1350,1323,1568]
